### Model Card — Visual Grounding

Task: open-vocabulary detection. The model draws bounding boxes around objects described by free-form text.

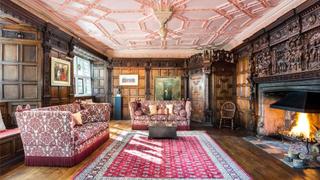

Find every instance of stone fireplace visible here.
[256,79,320,139]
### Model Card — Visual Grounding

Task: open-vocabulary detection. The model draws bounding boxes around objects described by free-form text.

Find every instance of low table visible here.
[148,123,177,139]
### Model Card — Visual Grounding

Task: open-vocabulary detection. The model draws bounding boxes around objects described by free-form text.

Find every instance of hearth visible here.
[255,80,320,168]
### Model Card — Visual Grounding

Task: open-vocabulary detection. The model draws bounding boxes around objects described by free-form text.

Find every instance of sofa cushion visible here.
[80,109,91,124]
[74,122,108,138]
[91,114,107,122]
[179,110,186,117]
[150,115,168,121]
[149,105,157,115]
[74,131,92,145]
[168,115,187,121]
[135,115,151,121]
[157,108,169,115]
[135,110,143,116]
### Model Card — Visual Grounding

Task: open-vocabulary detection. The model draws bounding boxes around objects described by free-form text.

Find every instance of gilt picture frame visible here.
[154,76,181,100]
[119,74,138,86]
[51,57,71,86]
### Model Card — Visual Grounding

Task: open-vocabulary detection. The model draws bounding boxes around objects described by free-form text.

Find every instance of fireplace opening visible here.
[251,89,320,168]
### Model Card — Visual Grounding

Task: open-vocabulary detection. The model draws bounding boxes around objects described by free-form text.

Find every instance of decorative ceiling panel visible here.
[12,0,305,57]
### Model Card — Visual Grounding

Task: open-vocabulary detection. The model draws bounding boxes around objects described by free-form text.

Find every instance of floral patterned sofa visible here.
[15,103,110,167]
[129,100,192,130]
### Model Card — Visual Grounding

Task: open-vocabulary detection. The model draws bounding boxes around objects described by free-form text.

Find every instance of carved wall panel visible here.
[269,17,300,46]
[255,47,271,77]
[301,5,320,33]
[304,28,320,70]
[0,24,42,127]
[236,56,252,130]
[253,35,268,53]
[189,74,204,123]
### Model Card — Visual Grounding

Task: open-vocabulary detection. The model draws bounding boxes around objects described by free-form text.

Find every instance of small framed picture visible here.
[119,74,138,86]
[78,78,84,94]
[51,57,71,86]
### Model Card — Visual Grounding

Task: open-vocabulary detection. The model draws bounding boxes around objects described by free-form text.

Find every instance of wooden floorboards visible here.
[1,120,319,180]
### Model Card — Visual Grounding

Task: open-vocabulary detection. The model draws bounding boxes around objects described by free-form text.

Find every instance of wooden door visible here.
[189,74,204,123]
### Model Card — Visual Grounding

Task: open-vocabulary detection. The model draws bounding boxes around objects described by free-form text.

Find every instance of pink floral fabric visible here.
[135,110,143,116]
[80,109,91,124]
[15,103,111,165]
[168,115,187,121]
[179,110,186,117]
[185,101,192,120]
[81,103,111,117]
[129,100,192,130]
[134,115,151,121]
[151,115,168,121]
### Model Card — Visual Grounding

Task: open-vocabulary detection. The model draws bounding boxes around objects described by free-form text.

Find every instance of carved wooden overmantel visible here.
[186,50,235,125]
[232,0,320,132]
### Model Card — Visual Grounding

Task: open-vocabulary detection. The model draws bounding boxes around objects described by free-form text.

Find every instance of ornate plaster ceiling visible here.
[11,0,306,57]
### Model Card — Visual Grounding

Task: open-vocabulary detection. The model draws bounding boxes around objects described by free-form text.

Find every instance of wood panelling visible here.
[0,132,24,167]
[0,102,8,128]
[112,67,146,119]
[150,68,185,100]
[189,74,204,123]
[213,65,235,124]
[0,24,42,127]
[48,48,72,106]
[236,57,251,129]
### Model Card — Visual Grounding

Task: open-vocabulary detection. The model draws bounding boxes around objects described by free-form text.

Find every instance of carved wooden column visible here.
[202,62,213,126]
[107,64,113,104]
[183,69,189,99]
[42,44,52,107]
[68,37,76,104]
[145,66,151,100]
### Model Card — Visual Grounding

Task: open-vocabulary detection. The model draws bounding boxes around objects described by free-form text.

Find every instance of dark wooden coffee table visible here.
[148,123,177,139]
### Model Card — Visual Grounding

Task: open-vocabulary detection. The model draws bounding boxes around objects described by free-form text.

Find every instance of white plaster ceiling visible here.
[11,0,306,57]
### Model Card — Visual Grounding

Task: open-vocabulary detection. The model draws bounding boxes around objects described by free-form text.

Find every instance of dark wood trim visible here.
[253,69,320,84]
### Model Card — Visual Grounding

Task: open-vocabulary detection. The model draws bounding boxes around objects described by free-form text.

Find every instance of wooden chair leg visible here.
[219,117,222,129]
[231,119,233,130]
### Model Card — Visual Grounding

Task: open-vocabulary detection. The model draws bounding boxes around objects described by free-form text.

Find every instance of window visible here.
[74,56,91,96]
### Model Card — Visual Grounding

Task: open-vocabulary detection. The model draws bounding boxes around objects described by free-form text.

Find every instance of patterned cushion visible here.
[179,110,187,117]
[74,122,108,137]
[74,131,92,145]
[80,109,91,124]
[150,115,168,121]
[91,114,107,122]
[168,115,187,121]
[157,108,169,115]
[141,106,150,115]
[135,110,143,116]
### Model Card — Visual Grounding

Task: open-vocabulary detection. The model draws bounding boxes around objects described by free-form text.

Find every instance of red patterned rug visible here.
[73,131,252,180]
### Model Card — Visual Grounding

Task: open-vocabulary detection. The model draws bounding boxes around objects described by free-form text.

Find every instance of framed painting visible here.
[154,76,181,100]
[119,74,138,86]
[51,57,71,86]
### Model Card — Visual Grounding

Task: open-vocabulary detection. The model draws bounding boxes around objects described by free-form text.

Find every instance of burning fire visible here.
[290,113,310,138]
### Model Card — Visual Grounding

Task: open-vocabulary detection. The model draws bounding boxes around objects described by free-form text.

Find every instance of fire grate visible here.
[278,130,318,154]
